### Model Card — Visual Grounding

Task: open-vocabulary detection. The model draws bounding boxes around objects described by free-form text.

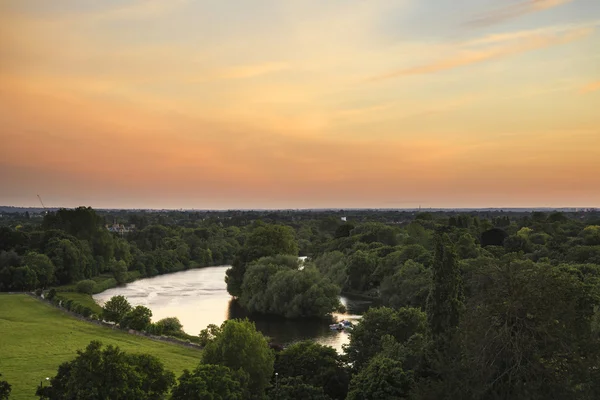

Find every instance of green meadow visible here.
[0,294,202,400]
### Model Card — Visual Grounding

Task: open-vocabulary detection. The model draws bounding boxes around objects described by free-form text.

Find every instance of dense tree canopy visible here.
[171,364,246,400]
[4,207,600,398]
[102,295,132,324]
[274,340,349,399]
[202,319,275,399]
[36,341,175,400]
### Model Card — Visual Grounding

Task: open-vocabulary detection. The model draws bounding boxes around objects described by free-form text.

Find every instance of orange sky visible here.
[1,0,599,209]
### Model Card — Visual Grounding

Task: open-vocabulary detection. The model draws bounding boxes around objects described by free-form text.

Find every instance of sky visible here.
[1,0,599,210]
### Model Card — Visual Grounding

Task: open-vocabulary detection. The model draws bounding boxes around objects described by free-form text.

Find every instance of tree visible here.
[380,260,431,310]
[274,340,349,399]
[121,305,152,331]
[23,252,55,288]
[102,295,132,323]
[0,373,11,400]
[76,279,96,294]
[111,259,128,285]
[345,250,378,292]
[154,317,183,335]
[45,238,92,284]
[346,357,412,400]
[458,260,600,399]
[426,232,463,343]
[226,224,298,297]
[344,307,427,371]
[480,228,508,247]
[240,261,342,318]
[202,319,275,399]
[12,266,38,291]
[171,364,246,400]
[36,341,175,400]
[268,377,331,400]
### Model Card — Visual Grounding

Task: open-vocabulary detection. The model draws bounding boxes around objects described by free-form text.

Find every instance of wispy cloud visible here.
[370,25,594,80]
[579,80,600,94]
[465,0,575,28]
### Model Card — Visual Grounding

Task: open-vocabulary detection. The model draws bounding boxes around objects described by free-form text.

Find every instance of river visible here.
[93,266,373,352]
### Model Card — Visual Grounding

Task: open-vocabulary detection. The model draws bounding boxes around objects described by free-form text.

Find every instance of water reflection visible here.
[93,266,373,352]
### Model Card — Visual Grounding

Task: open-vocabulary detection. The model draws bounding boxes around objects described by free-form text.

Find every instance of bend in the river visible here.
[93,265,372,353]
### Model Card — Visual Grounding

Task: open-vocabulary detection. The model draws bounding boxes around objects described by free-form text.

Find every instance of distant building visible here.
[341,217,347,222]
[106,223,135,235]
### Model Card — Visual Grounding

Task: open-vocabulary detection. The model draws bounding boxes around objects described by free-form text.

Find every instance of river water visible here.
[93,266,372,352]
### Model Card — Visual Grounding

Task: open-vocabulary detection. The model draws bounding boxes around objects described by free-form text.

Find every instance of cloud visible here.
[370,25,594,80]
[465,0,575,28]
[579,81,600,94]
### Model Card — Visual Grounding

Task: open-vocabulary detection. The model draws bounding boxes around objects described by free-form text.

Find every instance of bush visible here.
[46,288,57,300]
[35,288,43,297]
[155,317,183,335]
[76,280,96,294]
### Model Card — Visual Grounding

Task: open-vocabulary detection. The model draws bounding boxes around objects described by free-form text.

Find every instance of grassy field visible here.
[0,294,202,400]
[55,291,104,315]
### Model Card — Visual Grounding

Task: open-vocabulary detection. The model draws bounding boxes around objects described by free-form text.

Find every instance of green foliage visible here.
[56,292,102,315]
[268,377,331,400]
[274,340,349,399]
[426,232,463,343]
[111,259,128,285]
[120,305,152,331]
[346,250,378,292]
[102,295,132,324]
[226,224,298,297]
[23,251,55,288]
[36,341,175,400]
[202,319,275,399]
[380,260,431,310]
[345,307,427,371]
[171,364,246,400]
[346,357,412,400]
[0,294,201,399]
[46,288,56,300]
[240,258,342,318]
[154,317,183,335]
[457,260,600,399]
[198,324,222,347]
[0,373,11,400]
[75,279,96,294]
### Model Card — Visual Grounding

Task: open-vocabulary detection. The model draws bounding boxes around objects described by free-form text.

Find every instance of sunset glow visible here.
[1,0,599,209]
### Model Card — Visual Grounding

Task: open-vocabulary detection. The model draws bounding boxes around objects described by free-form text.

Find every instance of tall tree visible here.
[36,341,175,400]
[226,224,298,297]
[102,295,132,324]
[346,357,412,400]
[202,319,275,399]
[274,340,349,399]
[171,364,246,400]
[426,232,463,343]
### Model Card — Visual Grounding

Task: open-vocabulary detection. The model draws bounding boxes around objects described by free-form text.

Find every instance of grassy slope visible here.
[55,291,103,315]
[0,294,202,400]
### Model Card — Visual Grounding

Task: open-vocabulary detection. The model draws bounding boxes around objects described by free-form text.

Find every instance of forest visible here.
[1,207,600,399]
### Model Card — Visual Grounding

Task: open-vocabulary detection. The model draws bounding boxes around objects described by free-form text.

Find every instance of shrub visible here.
[46,288,57,300]
[76,280,96,294]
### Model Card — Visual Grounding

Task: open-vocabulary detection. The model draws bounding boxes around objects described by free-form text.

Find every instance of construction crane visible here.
[37,195,47,213]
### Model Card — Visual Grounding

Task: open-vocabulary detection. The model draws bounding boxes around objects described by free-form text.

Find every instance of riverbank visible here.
[0,294,202,400]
